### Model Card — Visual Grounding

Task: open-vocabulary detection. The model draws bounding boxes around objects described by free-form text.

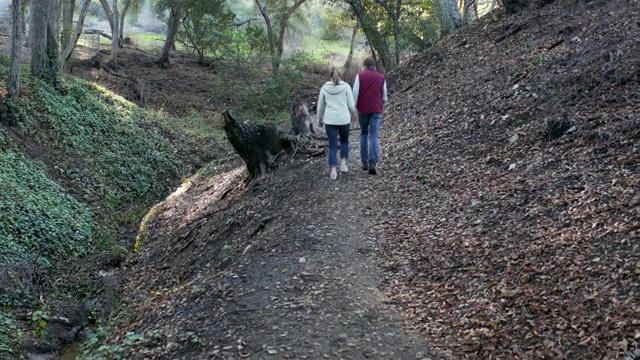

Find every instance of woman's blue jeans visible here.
[325,123,350,167]
[358,113,382,166]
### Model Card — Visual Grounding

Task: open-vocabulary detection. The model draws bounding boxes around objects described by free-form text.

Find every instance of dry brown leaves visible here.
[376,0,639,358]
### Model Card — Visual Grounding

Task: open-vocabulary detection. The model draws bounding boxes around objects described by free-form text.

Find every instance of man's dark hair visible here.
[364,57,375,69]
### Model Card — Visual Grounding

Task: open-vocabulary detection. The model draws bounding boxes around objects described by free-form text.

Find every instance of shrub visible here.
[212,54,308,122]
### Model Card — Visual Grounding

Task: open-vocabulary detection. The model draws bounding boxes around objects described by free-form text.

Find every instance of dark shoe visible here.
[368,165,377,175]
[361,163,368,171]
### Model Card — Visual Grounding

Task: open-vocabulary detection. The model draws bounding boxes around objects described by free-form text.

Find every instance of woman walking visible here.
[317,68,357,180]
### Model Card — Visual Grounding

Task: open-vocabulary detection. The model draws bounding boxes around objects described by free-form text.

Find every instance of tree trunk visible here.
[31,0,60,86]
[107,0,119,69]
[438,0,462,36]
[348,0,395,71]
[344,24,359,70]
[61,0,92,70]
[255,0,277,74]
[372,0,400,69]
[463,0,474,23]
[48,0,60,43]
[223,110,284,181]
[290,102,317,137]
[61,0,75,48]
[119,0,133,47]
[157,0,183,69]
[9,0,22,106]
[349,3,376,64]
[99,0,115,33]
[21,7,27,46]
[275,0,307,73]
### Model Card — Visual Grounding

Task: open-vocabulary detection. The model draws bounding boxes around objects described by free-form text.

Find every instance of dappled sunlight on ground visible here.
[156,166,246,232]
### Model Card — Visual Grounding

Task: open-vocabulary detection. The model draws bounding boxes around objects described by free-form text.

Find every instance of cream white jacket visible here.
[317,81,356,126]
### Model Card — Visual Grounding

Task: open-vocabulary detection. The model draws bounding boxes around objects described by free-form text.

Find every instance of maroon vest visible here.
[357,69,385,114]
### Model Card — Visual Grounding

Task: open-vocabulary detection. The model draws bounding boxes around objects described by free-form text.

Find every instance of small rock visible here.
[509,134,520,144]
[298,257,306,263]
[509,163,517,171]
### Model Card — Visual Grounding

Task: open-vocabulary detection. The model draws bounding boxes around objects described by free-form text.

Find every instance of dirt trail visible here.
[112,135,433,359]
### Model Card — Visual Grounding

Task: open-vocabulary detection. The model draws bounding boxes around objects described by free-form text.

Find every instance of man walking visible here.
[353,57,387,175]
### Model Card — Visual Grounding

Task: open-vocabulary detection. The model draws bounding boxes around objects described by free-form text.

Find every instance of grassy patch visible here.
[128,33,166,50]
[303,36,351,63]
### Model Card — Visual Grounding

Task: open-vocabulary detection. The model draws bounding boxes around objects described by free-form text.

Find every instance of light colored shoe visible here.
[340,158,348,172]
[330,167,337,180]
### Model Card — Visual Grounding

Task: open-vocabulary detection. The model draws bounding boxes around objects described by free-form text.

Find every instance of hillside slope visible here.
[380,0,639,357]
[85,0,638,359]
[0,61,227,358]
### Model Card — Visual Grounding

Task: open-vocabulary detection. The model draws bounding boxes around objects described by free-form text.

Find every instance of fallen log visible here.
[84,29,112,40]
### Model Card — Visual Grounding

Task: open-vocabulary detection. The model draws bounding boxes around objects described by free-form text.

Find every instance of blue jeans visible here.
[325,123,350,167]
[358,113,381,166]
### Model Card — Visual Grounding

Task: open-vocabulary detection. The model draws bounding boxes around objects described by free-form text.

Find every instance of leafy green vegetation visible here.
[0,313,23,360]
[303,36,353,64]
[0,152,94,268]
[17,78,185,211]
[211,54,308,122]
[0,48,229,356]
[80,328,165,360]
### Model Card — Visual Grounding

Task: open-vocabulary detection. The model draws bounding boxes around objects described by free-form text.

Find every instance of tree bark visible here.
[99,0,115,33]
[438,0,462,36]
[9,0,22,106]
[48,0,60,43]
[347,1,378,66]
[31,0,60,86]
[21,6,27,46]
[290,102,317,137]
[347,0,395,71]
[373,0,401,68]
[107,0,119,69]
[463,0,474,23]
[61,0,92,70]
[61,0,75,48]
[344,24,359,70]
[255,0,277,73]
[275,0,307,73]
[157,0,183,69]
[118,0,133,46]
[223,110,284,181]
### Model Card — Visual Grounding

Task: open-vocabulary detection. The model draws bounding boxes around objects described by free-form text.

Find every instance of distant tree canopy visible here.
[5,0,508,106]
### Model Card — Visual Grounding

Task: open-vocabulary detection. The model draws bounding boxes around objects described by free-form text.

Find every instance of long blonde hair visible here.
[330,67,341,85]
